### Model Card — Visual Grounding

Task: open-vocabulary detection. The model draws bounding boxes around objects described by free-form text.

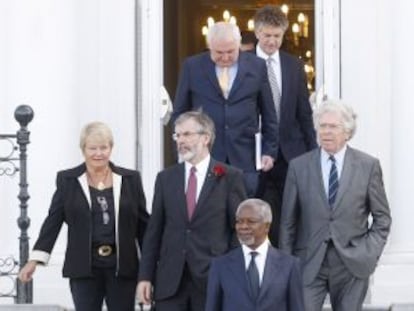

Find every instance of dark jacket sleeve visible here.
[138,172,165,282]
[135,171,149,250]
[33,172,66,254]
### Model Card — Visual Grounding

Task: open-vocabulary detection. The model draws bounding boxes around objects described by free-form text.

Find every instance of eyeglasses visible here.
[319,123,343,131]
[172,131,204,141]
[96,196,110,225]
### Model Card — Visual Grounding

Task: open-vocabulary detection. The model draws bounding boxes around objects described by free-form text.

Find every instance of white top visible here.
[241,239,269,285]
[184,154,210,201]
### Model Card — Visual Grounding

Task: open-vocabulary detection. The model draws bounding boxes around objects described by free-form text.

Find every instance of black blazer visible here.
[31,162,148,279]
[138,159,247,301]
[277,50,317,160]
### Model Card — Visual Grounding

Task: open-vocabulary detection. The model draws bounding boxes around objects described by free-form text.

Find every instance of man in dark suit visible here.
[137,111,247,311]
[172,21,278,197]
[280,101,392,311]
[254,5,317,246]
[206,198,304,311]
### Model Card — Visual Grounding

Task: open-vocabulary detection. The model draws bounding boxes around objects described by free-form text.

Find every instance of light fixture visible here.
[207,17,215,28]
[223,10,230,22]
[281,4,289,15]
[247,19,255,31]
[202,10,238,38]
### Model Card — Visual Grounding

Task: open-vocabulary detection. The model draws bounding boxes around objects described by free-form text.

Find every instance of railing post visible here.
[14,105,34,304]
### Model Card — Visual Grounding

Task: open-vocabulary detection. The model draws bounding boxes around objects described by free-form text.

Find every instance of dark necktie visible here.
[266,57,281,121]
[247,251,260,300]
[328,155,338,206]
[186,166,197,219]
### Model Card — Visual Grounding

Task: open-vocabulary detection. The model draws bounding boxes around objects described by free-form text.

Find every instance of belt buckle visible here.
[98,245,113,257]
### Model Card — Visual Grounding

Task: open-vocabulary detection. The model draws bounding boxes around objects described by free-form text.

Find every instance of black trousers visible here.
[257,151,289,247]
[70,267,137,311]
[155,264,206,311]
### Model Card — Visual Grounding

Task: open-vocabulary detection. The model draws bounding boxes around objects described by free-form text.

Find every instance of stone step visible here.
[323,304,414,311]
[1,304,413,310]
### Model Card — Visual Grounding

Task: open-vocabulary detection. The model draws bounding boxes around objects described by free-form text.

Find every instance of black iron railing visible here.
[0,105,34,303]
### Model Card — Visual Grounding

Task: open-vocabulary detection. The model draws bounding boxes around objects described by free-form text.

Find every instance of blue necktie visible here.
[247,251,260,300]
[328,155,338,206]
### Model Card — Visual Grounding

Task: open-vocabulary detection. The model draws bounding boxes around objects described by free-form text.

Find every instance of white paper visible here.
[255,132,262,170]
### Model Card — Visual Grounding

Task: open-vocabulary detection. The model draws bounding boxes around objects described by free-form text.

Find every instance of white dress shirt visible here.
[184,154,210,201]
[241,239,270,285]
[256,46,282,95]
[320,146,347,198]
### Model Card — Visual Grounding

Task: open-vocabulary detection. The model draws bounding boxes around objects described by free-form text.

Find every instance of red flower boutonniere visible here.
[212,164,226,177]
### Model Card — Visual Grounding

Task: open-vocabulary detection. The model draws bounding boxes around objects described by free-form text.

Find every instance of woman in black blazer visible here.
[19,121,149,311]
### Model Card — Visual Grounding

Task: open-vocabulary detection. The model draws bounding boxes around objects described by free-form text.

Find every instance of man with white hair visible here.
[280,101,392,311]
[172,21,278,197]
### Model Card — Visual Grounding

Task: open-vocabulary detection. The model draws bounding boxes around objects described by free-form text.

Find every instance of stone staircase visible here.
[0,304,413,310]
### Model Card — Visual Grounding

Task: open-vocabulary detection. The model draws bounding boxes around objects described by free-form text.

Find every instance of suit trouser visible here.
[69,267,137,311]
[155,264,206,311]
[304,242,369,311]
[257,151,288,247]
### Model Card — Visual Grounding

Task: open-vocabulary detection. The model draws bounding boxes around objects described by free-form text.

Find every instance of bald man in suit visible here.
[280,101,391,311]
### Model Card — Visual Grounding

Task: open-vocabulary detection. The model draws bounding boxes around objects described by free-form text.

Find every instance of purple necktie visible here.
[186,166,197,219]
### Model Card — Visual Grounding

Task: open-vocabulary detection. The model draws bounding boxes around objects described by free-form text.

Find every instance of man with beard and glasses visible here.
[137,111,247,311]
[205,198,304,311]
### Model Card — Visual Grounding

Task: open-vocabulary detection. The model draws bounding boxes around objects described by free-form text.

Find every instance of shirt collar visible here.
[241,238,269,258]
[321,145,347,164]
[256,46,280,64]
[185,154,211,173]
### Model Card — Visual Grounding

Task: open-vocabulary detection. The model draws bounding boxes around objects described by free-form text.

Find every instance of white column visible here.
[137,0,164,211]
[0,0,137,307]
[373,0,414,304]
[340,0,414,305]
[315,0,341,100]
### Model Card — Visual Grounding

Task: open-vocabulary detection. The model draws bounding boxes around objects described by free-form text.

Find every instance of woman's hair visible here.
[79,121,114,150]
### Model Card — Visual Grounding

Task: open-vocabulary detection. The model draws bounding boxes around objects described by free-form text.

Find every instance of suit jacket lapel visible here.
[333,147,355,209]
[203,56,223,96]
[78,173,91,208]
[112,172,122,241]
[192,159,216,219]
[279,52,290,113]
[310,149,330,208]
[258,247,281,301]
[228,249,251,297]
[228,54,248,99]
[170,164,188,220]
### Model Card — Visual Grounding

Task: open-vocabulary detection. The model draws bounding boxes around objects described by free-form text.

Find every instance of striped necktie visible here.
[328,155,338,206]
[266,57,281,121]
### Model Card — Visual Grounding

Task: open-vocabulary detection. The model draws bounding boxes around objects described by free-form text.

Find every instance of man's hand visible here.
[18,260,37,283]
[261,155,274,172]
[137,281,153,305]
